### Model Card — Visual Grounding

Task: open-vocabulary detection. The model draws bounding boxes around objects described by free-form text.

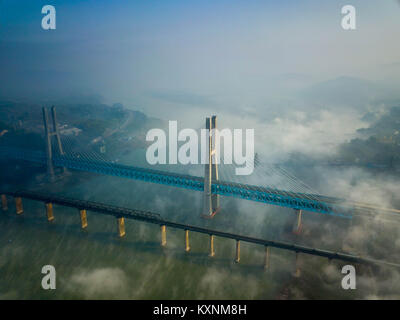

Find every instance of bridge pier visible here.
[209,235,215,257]
[293,209,302,234]
[184,230,190,252]
[1,194,7,211]
[117,217,125,237]
[80,209,88,229]
[294,252,301,277]
[15,197,23,215]
[161,225,166,247]
[235,240,241,263]
[264,246,270,271]
[45,203,54,222]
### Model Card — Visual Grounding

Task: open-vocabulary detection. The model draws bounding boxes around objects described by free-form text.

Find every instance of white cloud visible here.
[67,267,129,299]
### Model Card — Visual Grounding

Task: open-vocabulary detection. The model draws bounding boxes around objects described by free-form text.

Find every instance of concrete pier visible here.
[161,225,166,246]
[294,252,301,277]
[80,209,88,229]
[117,217,125,237]
[184,230,190,252]
[209,234,215,257]
[45,203,54,221]
[15,197,23,215]
[1,194,7,211]
[264,246,270,271]
[235,240,241,263]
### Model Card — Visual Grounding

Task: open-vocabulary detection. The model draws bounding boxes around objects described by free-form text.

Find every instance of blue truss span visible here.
[0,146,352,218]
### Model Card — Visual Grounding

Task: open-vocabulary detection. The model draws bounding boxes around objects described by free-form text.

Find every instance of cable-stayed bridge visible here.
[0,145,397,220]
[0,145,350,215]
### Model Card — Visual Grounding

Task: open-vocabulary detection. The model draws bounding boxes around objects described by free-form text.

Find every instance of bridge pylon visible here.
[202,115,220,218]
[42,106,67,180]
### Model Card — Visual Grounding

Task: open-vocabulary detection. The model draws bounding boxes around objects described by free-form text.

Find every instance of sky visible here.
[0,0,399,118]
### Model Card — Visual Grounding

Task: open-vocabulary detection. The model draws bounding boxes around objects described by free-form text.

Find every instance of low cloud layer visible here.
[67,268,129,299]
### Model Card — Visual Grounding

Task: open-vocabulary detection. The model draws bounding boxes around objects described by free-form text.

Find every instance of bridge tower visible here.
[42,106,66,180]
[203,115,220,218]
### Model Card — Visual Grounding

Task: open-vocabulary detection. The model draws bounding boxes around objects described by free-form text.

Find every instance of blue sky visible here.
[0,0,399,116]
